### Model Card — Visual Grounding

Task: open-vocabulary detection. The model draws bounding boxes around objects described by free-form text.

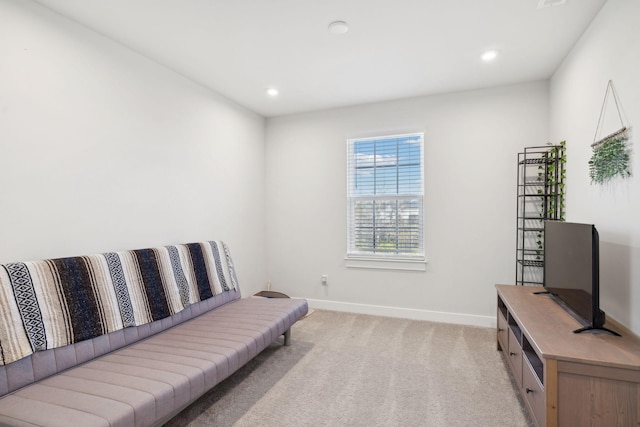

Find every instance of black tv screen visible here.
[543,221,605,331]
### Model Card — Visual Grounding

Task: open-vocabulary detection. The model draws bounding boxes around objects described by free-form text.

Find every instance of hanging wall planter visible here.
[589,80,632,185]
[589,129,631,184]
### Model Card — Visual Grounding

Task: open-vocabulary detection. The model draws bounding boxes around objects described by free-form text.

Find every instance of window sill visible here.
[345,256,427,272]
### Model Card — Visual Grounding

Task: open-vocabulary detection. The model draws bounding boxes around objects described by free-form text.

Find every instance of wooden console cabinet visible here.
[496,284,640,427]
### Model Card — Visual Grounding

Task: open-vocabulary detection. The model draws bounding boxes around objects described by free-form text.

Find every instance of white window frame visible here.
[346,133,426,271]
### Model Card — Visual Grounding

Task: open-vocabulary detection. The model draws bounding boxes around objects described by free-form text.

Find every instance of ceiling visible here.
[32,0,607,117]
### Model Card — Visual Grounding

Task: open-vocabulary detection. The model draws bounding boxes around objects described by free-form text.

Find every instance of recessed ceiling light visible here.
[328,21,349,35]
[537,0,567,8]
[481,50,498,62]
[266,88,279,97]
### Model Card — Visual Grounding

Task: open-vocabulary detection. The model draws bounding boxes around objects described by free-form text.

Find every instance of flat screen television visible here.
[543,221,619,336]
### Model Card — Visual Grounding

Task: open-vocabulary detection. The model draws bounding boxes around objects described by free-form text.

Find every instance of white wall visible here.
[11,0,631,331]
[0,0,267,295]
[266,82,549,326]
[550,0,640,334]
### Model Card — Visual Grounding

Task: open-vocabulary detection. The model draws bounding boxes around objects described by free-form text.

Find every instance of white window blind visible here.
[347,133,424,258]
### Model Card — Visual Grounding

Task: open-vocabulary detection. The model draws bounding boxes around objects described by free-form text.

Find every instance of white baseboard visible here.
[302,298,496,328]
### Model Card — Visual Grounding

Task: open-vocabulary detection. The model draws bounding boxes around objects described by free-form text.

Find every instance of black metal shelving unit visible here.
[516,145,565,286]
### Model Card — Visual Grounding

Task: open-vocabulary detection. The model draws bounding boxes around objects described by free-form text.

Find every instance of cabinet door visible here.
[558,369,640,426]
[507,328,523,387]
[497,311,508,351]
[523,356,545,427]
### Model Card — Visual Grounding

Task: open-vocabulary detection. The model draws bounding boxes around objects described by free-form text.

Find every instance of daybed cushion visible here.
[0,297,307,427]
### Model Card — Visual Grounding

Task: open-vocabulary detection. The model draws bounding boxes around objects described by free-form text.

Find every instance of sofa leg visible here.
[283,329,291,346]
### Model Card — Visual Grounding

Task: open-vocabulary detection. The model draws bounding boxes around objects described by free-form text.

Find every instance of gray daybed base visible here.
[0,241,308,427]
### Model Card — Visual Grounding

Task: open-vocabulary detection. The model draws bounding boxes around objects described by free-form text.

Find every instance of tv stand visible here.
[496,284,640,426]
[573,325,621,336]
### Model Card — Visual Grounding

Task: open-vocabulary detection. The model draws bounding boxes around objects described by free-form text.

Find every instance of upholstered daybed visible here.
[0,241,308,426]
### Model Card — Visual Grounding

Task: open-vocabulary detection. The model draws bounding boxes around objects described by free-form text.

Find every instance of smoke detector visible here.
[537,0,567,8]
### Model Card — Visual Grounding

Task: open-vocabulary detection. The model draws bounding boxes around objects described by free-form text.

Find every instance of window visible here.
[347,133,424,260]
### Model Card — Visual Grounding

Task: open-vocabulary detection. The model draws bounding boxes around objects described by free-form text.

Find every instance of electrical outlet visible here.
[321,275,328,285]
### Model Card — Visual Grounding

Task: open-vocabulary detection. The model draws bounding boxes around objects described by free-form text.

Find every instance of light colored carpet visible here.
[165,310,533,427]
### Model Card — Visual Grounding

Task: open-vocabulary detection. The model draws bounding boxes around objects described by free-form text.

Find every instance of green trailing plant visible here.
[589,133,631,185]
[547,141,566,221]
[534,141,567,259]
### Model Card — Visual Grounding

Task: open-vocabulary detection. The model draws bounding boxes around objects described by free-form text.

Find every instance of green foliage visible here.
[533,141,567,260]
[547,141,566,221]
[589,134,631,185]
[537,141,566,221]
